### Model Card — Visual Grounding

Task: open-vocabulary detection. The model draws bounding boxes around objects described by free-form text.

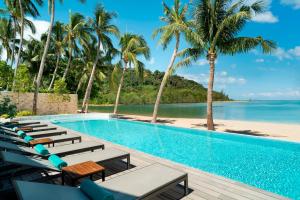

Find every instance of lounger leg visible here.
[184,176,189,195]
[102,170,105,181]
[72,140,74,144]
[127,156,130,169]
[62,172,65,185]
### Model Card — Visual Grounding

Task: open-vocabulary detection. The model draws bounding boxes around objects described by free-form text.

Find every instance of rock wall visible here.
[0,92,78,115]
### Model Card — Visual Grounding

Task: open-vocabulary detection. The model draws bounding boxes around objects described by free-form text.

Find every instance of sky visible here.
[1,0,300,100]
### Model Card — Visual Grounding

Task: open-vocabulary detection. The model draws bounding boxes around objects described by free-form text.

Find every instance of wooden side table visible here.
[16,127,33,132]
[62,161,105,186]
[29,138,53,147]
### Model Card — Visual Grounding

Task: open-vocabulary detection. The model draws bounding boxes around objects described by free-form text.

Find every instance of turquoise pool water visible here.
[55,119,300,199]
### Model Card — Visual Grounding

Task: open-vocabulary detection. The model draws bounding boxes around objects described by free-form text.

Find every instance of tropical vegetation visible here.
[0,0,275,130]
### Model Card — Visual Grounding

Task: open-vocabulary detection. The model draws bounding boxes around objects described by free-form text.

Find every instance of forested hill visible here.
[87,69,231,105]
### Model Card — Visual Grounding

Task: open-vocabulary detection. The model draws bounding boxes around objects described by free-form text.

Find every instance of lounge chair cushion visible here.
[34,144,49,156]
[48,154,67,169]
[24,135,34,143]
[80,180,114,200]
[17,130,26,138]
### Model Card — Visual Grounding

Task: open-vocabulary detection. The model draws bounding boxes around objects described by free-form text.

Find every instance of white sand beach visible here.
[119,114,300,143]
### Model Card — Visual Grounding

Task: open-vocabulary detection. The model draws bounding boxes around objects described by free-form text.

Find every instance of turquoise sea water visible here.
[89,100,300,124]
[55,119,300,199]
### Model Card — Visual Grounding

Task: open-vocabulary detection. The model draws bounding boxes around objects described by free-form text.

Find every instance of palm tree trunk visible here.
[206,52,216,130]
[76,76,84,94]
[81,42,101,113]
[63,47,72,80]
[48,54,60,90]
[12,0,24,91]
[33,0,55,115]
[6,50,9,63]
[113,62,127,114]
[10,20,17,68]
[151,35,180,123]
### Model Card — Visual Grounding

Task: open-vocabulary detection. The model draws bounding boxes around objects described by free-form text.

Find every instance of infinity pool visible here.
[55,119,300,199]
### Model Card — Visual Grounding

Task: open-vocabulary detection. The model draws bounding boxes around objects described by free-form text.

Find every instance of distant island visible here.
[85,69,231,105]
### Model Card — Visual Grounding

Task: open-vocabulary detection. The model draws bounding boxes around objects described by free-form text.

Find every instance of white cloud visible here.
[182,71,246,87]
[281,0,300,9]
[273,47,292,60]
[252,11,278,23]
[23,17,50,40]
[271,46,300,60]
[255,58,265,63]
[197,59,209,66]
[288,46,300,57]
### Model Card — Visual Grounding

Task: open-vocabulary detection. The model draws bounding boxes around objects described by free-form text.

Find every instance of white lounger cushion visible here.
[63,147,129,165]
[98,163,187,199]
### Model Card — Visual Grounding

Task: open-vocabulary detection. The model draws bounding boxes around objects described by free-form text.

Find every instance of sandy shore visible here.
[118,114,300,143]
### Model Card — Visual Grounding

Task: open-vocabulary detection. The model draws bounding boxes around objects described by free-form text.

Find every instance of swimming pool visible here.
[55,119,300,199]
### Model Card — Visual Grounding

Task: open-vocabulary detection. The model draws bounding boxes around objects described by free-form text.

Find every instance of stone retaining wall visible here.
[0,92,78,115]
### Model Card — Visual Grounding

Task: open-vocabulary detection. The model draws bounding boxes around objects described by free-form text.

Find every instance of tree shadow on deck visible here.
[224,129,269,137]
[191,123,224,128]
[116,115,176,124]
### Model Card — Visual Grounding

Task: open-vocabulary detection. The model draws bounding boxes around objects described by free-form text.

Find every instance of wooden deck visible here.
[52,123,289,200]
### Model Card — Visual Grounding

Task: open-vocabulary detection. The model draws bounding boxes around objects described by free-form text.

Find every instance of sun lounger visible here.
[63,148,130,169]
[1,125,57,132]
[1,148,129,172]
[2,123,48,129]
[1,129,67,138]
[0,121,40,127]
[0,133,81,146]
[13,163,188,200]
[0,141,104,157]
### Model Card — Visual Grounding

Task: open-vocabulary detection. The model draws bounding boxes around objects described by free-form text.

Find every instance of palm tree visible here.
[188,0,276,130]
[62,11,90,80]
[48,21,66,90]
[81,4,119,113]
[9,0,43,90]
[0,18,14,63]
[151,0,194,123]
[113,33,150,114]
[33,0,55,114]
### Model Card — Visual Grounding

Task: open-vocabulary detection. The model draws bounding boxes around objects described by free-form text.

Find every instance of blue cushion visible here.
[48,154,67,170]
[34,144,49,156]
[17,130,26,138]
[80,179,114,200]
[24,135,34,143]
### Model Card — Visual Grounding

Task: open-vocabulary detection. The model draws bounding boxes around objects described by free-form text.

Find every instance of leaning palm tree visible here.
[33,0,55,114]
[113,33,150,114]
[48,21,66,90]
[62,11,90,80]
[81,4,120,112]
[151,0,195,123]
[188,0,276,130]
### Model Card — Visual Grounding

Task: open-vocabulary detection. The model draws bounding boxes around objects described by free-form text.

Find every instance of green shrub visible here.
[54,79,69,94]
[16,110,33,117]
[1,114,9,119]
[0,97,17,118]
[14,64,32,92]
